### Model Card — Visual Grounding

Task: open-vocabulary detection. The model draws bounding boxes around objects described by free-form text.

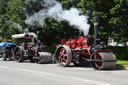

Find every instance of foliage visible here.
[39,18,80,45]
[0,0,26,40]
[24,0,80,45]
[46,45,56,54]
[78,0,128,42]
[0,0,128,45]
[109,0,128,42]
[117,60,128,68]
[108,46,128,60]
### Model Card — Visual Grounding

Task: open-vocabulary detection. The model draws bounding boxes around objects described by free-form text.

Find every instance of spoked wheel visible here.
[2,53,7,61]
[90,52,117,70]
[14,47,24,62]
[55,45,72,66]
[90,53,103,70]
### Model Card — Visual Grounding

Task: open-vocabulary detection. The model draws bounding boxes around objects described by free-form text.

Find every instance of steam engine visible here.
[55,22,116,70]
[12,33,51,64]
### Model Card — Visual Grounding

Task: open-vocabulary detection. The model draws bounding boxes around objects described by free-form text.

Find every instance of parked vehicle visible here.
[0,42,16,61]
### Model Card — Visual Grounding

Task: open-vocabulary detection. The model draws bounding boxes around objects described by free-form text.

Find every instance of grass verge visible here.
[117,60,128,68]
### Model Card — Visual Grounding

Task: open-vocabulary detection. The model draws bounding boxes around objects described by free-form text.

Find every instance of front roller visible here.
[90,51,117,70]
[37,52,52,64]
[55,45,72,67]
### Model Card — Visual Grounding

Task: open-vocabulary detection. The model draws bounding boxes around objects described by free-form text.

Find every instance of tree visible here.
[0,0,9,40]
[24,0,80,45]
[78,0,128,43]
[0,0,26,40]
[0,0,127,45]
[109,0,128,42]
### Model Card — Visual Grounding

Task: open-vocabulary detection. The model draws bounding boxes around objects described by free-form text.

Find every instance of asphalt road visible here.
[0,60,128,85]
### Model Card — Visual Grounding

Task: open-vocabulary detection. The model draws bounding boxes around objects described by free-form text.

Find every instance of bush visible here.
[46,45,56,54]
[46,45,57,63]
[108,46,128,60]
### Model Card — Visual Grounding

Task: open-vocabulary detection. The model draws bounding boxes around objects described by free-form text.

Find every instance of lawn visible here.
[117,60,128,68]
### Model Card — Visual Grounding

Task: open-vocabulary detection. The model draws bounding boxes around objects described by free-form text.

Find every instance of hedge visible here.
[108,46,128,60]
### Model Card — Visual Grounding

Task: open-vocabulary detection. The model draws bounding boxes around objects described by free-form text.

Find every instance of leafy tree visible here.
[39,18,80,45]
[0,0,9,40]
[0,0,127,45]
[24,0,80,45]
[78,0,128,44]
[0,0,26,40]
[109,0,128,42]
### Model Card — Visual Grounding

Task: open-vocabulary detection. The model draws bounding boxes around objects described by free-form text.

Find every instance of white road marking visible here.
[17,68,111,85]
[69,77,111,85]
[17,68,57,76]
[0,66,9,69]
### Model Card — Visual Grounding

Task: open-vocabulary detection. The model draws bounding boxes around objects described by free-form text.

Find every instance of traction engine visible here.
[55,23,116,70]
[12,33,51,64]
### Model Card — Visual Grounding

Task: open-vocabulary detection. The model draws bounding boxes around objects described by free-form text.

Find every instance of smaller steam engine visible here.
[12,33,51,64]
[55,22,116,70]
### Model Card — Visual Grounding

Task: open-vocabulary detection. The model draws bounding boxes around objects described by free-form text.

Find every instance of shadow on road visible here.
[62,64,127,71]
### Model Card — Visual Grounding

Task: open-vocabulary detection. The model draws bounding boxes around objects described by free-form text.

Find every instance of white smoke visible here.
[25,10,48,27]
[13,23,22,32]
[28,32,37,39]
[25,0,90,35]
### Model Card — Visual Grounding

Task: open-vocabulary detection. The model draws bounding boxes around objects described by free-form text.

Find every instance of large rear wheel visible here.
[55,45,72,66]
[14,47,24,62]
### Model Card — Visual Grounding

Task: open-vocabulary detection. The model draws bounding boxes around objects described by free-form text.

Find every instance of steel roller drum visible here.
[38,52,52,64]
[97,52,117,70]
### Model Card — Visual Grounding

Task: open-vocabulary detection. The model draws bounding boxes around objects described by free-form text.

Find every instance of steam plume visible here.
[25,0,90,35]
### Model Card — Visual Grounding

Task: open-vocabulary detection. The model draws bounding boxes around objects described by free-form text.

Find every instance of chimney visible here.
[94,22,99,46]
[36,31,39,42]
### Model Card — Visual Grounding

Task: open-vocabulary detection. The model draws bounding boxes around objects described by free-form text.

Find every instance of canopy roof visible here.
[12,34,25,38]
[0,42,16,47]
[12,33,37,39]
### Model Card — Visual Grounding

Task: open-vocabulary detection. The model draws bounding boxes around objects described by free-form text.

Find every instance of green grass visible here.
[117,60,128,68]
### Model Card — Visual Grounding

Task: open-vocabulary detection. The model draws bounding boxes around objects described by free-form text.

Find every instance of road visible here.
[0,60,128,85]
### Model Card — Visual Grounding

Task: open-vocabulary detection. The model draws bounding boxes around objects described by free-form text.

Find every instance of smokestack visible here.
[94,21,99,46]
[36,31,39,42]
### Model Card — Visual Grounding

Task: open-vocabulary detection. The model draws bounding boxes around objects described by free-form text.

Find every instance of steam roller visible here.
[55,22,117,70]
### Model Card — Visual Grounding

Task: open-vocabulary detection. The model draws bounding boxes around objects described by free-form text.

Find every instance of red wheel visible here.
[94,53,103,68]
[55,45,72,66]
[90,53,103,70]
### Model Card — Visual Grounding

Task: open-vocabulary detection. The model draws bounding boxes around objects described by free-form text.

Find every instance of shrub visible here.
[108,46,128,60]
